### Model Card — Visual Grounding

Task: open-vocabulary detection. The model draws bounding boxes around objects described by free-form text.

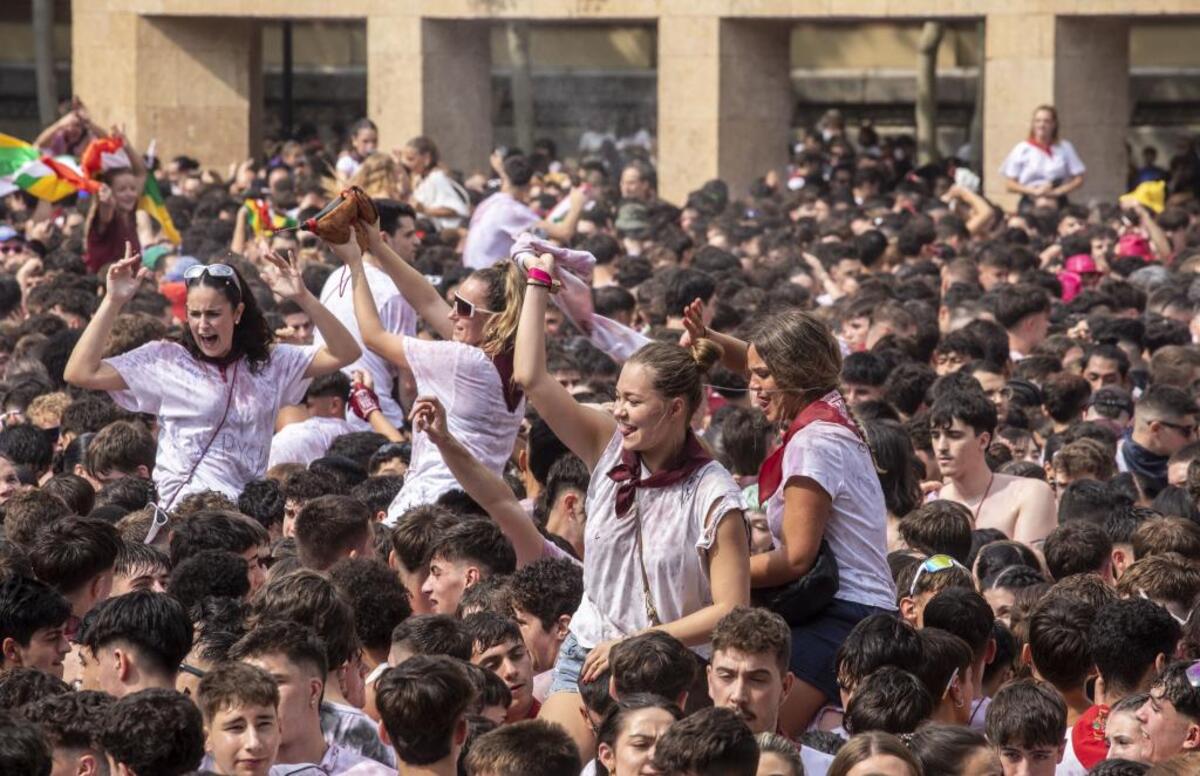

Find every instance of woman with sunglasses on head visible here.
[513,251,750,759]
[682,303,896,736]
[63,242,361,508]
[329,217,527,520]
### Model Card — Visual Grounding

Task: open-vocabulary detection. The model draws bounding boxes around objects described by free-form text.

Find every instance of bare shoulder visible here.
[994,473,1054,501]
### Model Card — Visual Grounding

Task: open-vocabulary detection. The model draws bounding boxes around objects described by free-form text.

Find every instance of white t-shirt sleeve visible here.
[335,155,359,179]
[1061,140,1086,177]
[269,344,320,406]
[781,425,846,502]
[103,340,179,414]
[695,467,747,553]
[1000,143,1026,180]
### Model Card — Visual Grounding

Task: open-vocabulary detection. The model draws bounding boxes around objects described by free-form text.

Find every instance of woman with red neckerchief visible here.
[683,303,896,737]
[1001,105,1087,209]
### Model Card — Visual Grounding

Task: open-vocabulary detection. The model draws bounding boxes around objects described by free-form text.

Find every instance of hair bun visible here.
[689,337,724,375]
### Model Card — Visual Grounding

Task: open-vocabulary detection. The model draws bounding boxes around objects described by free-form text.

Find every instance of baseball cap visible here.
[0,226,20,243]
[1117,234,1153,261]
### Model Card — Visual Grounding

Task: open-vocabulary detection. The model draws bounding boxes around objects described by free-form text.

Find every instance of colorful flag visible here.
[0,133,97,202]
[141,174,180,244]
[244,198,297,238]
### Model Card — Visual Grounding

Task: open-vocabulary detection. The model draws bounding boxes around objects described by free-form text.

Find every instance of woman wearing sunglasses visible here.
[513,251,750,758]
[329,217,526,520]
[64,242,360,508]
[682,303,895,736]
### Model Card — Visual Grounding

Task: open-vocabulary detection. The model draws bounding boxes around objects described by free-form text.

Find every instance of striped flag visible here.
[141,175,180,244]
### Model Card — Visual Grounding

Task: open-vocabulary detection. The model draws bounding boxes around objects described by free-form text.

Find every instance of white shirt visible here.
[462,192,539,270]
[315,263,416,430]
[320,701,395,768]
[766,419,896,610]
[801,744,836,776]
[570,430,745,658]
[385,338,524,522]
[269,415,356,469]
[105,341,316,507]
[1057,731,1088,776]
[412,169,470,230]
[275,742,397,775]
[1000,139,1086,189]
[336,154,363,180]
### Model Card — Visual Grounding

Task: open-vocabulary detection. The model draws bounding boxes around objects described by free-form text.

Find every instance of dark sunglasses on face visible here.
[1159,420,1197,437]
[453,293,498,319]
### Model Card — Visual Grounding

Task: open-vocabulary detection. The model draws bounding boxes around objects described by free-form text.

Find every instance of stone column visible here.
[983,13,1129,208]
[658,16,791,203]
[73,13,262,170]
[368,15,492,175]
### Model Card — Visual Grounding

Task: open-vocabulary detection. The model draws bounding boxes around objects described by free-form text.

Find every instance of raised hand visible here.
[410,395,450,446]
[329,231,365,269]
[678,298,707,348]
[262,250,307,301]
[106,242,147,305]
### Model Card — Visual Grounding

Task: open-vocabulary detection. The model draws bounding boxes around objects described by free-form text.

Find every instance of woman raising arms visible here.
[683,302,896,735]
[64,244,361,508]
[514,251,750,757]
[330,217,526,520]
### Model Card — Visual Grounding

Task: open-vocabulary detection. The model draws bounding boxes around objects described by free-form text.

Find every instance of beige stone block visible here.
[985,12,1054,60]
[658,16,719,57]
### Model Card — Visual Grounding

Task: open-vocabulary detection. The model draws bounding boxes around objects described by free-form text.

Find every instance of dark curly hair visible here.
[178,264,274,374]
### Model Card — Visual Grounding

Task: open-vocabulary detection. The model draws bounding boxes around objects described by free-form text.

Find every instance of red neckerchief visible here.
[758,391,863,502]
[1026,137,1055,157]
[490,348,523,413]
[607,431,712,518]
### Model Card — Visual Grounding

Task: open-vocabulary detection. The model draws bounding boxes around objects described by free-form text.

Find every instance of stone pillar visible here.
[368,15,492,175]
[1055,18,1130,205]
[983,13,1129,208]
[659,16,791,203]
[73,13,262,170]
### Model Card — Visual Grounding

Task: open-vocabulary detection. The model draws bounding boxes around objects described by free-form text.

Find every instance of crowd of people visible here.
[0,96,1198,776]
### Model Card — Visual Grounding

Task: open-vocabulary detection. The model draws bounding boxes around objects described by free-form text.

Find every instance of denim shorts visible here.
[790,599,896,702]
[548,632,590,695]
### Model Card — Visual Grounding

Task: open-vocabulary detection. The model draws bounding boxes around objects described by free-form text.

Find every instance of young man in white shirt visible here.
[930,389,1056,546]
[462,153,584,271]
[232,621,396,775]
[269,372,356,468]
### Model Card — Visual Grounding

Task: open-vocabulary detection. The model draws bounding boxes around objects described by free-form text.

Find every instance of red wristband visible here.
[349,383,381,421]
[527,267,554,286]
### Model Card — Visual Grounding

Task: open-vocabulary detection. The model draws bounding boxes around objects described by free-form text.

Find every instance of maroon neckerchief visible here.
[490,349,523,413]
[1027,137,1055,157]
[758,391,863,502]
[607,431,712,518]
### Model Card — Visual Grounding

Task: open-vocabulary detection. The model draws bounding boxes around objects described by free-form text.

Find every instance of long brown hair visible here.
[750,310,843,418]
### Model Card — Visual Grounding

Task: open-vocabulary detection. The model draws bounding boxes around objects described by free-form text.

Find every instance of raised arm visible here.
[361,217,455,341]
[330,235,411,372]
[262,250,361,378]
[680,299,749,374]
[63,243,141,391]
[349,370,404,442]
[413,396,545,568]
[513,253,615,470]
[537,187,585,244]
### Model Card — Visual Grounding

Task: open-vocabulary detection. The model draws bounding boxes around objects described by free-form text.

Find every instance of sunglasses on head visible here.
[453,293,498,319]
[909,554,968,596]
[184,263,237,284]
